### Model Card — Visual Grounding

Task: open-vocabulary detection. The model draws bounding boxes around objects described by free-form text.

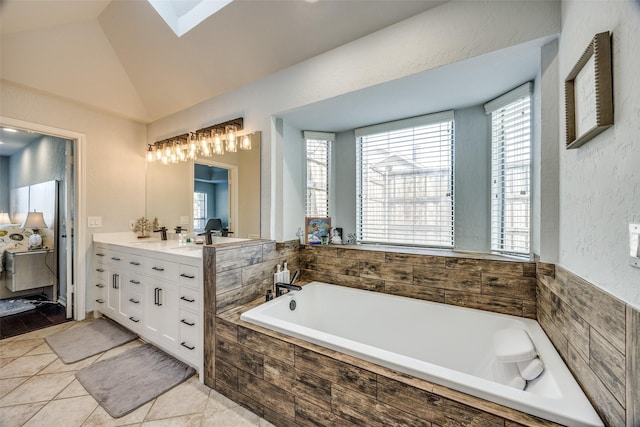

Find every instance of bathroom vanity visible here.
[92,233,247,377]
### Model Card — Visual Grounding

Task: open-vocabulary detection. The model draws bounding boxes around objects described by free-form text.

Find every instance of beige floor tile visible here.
[145,376,209,421]
[0,401,47,427]
[141,413,202,427]
[25,342,54,356]
[203,390,240,415]
[39,354,100,374]
[0,372,75,407]
[0,353,57,379]
[259,419,277,427]
[0,357,16,369]
[56,379,89,399]
[82,400,153,427]
[0,339,44,358]
[200,405,260,427]
[0,376,28,400]
[24,395,99,427]
[96,339,143,362]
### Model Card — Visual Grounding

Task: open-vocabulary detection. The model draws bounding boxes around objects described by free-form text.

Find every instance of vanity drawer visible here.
[178,309,198,355]
[178,264,199,288]
[123,290,144,322]
[147,259,178,281]
[126,274,145,294]
[178,287,198,310]
[127,253,146,271]
[103,249,126,266]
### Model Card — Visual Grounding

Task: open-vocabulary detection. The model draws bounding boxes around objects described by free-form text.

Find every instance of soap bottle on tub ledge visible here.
[282,262,290,284]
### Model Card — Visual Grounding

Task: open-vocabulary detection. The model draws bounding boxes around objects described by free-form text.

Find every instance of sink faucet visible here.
[154,227,168,240]
[275,269,302,297]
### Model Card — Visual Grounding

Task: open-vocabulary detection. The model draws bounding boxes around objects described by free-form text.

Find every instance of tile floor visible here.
[0,321,276,427]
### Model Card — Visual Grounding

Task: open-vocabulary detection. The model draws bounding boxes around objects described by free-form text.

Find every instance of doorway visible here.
[0,116,87,328]
[193,160,237,235]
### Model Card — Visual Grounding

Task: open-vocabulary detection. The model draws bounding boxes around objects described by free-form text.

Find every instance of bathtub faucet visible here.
[275,282,302,297]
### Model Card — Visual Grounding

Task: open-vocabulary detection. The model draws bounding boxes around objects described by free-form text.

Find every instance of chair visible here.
[204,218,232,237]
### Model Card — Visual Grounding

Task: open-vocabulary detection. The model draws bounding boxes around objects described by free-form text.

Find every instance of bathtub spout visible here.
[275,282,302,297]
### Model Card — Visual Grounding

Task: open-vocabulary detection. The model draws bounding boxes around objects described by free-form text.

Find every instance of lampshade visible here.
[0,211,11,224]
[23,211,47,229]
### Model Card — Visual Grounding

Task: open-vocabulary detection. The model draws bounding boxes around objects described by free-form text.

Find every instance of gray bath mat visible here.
[45,318,137,363]
[75,343,195,418]
[0,299,35,317]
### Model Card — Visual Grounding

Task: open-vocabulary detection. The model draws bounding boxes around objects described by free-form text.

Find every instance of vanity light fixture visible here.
[146,117,251,165]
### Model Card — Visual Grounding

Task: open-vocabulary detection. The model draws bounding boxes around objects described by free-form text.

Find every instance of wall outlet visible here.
[88,216,102,228]
[180,216,189,225]
[129,220,135,230]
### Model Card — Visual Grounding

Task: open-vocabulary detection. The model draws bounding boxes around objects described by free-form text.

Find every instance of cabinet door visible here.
[145,279,179,347]
[106,270,122,318]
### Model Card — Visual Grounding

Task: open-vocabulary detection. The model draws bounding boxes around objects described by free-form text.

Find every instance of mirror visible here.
[145,131,261,238]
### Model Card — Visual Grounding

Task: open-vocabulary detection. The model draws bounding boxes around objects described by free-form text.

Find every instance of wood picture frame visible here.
[564,31,613,149]
[305,217,331,245]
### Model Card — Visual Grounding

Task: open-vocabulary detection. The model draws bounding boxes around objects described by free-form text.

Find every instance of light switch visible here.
[180,216,189,225]
[630,224,640,268]
[88,216,102,228]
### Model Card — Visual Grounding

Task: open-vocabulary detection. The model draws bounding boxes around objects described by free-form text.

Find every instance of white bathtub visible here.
[241,282,603,427]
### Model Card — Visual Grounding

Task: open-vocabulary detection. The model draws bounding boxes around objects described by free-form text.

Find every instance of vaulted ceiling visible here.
[0,0,447,123]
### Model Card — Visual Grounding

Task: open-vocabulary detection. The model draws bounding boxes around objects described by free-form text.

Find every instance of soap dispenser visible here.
[282,262,290,284]
[274,264,283,286]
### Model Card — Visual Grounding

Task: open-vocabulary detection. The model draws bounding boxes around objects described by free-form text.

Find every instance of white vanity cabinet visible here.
[92,240,203,373]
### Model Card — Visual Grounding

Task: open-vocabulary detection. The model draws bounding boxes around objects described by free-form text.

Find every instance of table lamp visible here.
[22,211,47,250]
[0,211,11,224]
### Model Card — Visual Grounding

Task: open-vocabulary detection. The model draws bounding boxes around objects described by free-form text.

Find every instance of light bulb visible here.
[240,135,251,150]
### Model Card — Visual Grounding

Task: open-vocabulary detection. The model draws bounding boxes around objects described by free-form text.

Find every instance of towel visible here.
[492,360,526,390]
[493,328,537,363]
[517,357,544,381]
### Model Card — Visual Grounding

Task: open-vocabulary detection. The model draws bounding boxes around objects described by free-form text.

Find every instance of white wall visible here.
[558,0,640,308]
[0,81,147,310]
[147,0,561,242]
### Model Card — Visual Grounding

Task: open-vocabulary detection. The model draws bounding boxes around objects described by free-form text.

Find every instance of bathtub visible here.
[240,282,603,427]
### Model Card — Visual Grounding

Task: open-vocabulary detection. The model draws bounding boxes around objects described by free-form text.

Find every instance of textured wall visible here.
[558,1,640,308]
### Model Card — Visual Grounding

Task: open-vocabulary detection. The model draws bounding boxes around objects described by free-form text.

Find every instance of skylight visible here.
[147,0,233,37]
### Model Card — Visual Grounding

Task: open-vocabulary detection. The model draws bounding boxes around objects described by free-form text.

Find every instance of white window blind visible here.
[193,191,207,231]
[486,83,532,256]
[355,111,454,247]
[304,131,333,217]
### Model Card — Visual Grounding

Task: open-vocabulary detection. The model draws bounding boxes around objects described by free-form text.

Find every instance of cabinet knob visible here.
[180,296,195,303]
[130,261,141,266]
[152,266,165,272]
[95,299,104,304]
[96,283,104,288]
[180,273,195,279]
[180,319,195,326]
[129,316,140,323]
[129,298,140,304]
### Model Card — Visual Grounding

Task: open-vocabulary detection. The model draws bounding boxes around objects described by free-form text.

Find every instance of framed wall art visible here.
[564,31,613,149]
[305,217,331,245]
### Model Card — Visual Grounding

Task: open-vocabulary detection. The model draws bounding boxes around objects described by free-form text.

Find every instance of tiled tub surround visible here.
[215,303,564,427]
[204,243,638,426]
[301,245,538,319]
[537,265,640,427]
[240,282,602,426]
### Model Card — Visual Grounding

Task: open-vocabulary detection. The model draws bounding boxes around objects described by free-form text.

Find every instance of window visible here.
[355,111,455,247]
[304,131,334,217]
[193,191,207,231]
[485,83,532,256]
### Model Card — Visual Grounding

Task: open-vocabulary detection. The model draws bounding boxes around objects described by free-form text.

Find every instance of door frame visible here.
[0,116,87,321]
[192,159,238,235]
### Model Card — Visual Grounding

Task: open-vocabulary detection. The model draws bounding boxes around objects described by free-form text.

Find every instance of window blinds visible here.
[486,83,532,255]
[304,131,334,218]
[356,111,454,247]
